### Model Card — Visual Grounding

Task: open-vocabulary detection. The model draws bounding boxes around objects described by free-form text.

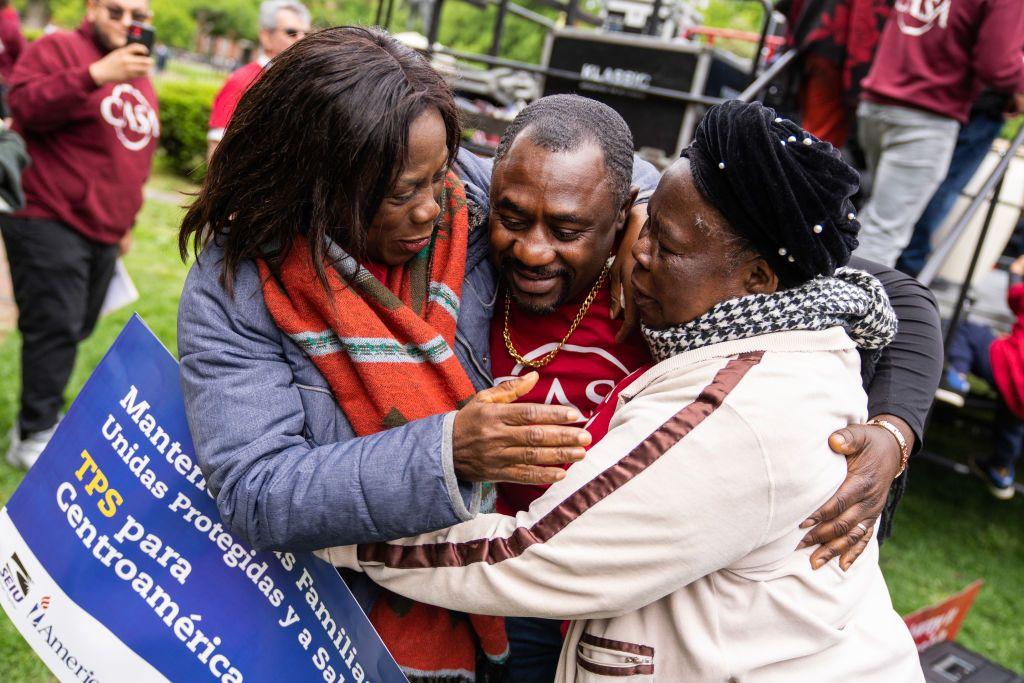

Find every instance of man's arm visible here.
[799,257,942,568]
[10,39,152,133]
[852,255,943,449]
[8,37,98,132]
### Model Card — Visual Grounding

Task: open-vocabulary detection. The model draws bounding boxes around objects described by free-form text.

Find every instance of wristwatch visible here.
[867,418,910,478]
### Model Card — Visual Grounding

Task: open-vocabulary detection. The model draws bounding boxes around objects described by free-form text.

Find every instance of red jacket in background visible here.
[991,283,1024,421]
[9,20,158,245]
[862,0,1024,123]
[0,6,26,82]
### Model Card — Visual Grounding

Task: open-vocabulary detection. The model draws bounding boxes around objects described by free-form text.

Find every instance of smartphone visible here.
[127,22,155,54]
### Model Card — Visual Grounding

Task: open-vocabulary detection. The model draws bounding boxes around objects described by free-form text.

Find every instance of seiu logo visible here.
[1,552,32,604]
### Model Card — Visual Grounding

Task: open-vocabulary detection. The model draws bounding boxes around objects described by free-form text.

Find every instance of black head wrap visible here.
[682,100,860,287]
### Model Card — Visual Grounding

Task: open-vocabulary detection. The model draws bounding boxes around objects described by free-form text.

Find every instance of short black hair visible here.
[493,94,634,207]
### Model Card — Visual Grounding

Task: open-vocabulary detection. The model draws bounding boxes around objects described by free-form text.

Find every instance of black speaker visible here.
[921,642,1023,683]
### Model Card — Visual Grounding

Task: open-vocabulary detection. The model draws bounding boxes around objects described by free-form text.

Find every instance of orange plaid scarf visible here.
[259,174,508,680]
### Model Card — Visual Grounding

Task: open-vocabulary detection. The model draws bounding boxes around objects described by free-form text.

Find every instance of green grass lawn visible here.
[0,162,1021,679]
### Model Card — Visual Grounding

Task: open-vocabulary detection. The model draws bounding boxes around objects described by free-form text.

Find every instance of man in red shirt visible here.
[1,0,157,468]
[853,0,1024,267]
[487,96,653,516]
[206,0,310,160]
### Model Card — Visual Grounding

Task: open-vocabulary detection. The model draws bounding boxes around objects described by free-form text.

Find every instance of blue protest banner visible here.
[0,315,407,683]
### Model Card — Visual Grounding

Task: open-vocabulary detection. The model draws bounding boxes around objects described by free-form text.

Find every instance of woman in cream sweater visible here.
[318,101,924,682]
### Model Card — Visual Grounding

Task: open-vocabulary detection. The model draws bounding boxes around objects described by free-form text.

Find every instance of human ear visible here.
[615,186,641,232]
[744,257,779,295]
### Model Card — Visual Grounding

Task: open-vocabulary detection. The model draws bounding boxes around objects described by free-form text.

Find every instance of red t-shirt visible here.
[490,280,651,514]
[207,60,265,141]
[10,21,158,244]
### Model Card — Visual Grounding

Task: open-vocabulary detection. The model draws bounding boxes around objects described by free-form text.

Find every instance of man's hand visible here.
[609,203,648,342]
[118,232,132,256]
[453,372,591,485]
[798,415,914,570]
[1009,254,1024,276]
[89,44,154,87]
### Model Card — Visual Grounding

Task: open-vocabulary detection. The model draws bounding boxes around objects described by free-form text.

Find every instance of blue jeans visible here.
[948,321,1024,468]
[896,112,1006,277]
[505,616,563,682]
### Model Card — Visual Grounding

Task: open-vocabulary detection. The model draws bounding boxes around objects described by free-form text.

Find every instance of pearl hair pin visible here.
[802,138,813,146]
[788,256,796,263]
[718,162,726,170]
[787,136,797,143]
[778,248,787,256]
[813,224,823,234]
[848,212,856,220]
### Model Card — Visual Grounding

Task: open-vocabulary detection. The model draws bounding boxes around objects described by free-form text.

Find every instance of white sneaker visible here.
[5,421,59,470]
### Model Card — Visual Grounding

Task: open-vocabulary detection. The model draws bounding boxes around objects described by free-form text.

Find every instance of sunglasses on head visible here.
[98,0,152,23]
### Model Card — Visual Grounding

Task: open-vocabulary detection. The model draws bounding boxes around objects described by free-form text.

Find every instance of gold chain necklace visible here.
[503,263,610,369]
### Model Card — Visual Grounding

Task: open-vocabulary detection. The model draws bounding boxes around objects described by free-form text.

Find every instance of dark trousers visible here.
[0,216,118,437]
[896,112,1006,277]
[948,321,1024,469]
[505,616,563,682]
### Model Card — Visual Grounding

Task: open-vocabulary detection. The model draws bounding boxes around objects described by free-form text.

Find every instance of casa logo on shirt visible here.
[100,84,160,151]
[494,342,632,419]
[895,0,950,36]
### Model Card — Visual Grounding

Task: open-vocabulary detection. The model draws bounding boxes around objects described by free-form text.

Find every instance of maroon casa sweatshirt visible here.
[862,0,1024,124]
[9,21,158,245]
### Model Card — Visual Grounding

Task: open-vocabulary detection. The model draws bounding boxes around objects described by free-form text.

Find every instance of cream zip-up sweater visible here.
[319,328,924,682]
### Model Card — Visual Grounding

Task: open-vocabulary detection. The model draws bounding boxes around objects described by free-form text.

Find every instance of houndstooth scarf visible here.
[643,267,898,363]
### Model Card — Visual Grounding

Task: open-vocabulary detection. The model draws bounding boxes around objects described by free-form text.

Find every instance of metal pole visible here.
[490,0,509,56]
[750,0,773,78]
[565,0,579,27]
[426,0,445,51]
[645,0,663,35]
[736,48,798,101]
[941,172,1008,357]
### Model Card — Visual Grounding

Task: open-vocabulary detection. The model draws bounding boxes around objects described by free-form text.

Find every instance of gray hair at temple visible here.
[259,0,311,31]
[494,94,635,208]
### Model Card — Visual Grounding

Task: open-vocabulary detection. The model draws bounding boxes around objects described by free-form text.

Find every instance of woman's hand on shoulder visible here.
[798,415,914,571]
[452,373,591,485]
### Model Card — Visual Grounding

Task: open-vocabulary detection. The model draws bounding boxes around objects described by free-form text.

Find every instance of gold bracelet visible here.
[867,418,910,478]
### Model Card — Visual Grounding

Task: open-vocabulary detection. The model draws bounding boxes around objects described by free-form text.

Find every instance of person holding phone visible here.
[206,0,310,160]
[1,0,157,468]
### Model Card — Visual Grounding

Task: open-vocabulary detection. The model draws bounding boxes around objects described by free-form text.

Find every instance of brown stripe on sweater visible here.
[579,632,654,657]
[359,351,765,569]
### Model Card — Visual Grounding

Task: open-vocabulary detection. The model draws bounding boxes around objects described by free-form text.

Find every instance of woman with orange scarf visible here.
[176,27,593,681]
